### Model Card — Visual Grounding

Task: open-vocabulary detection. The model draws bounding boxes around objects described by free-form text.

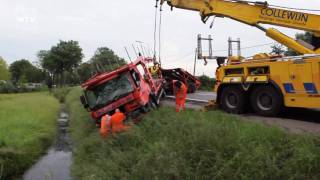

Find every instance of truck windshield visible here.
[85,74,134,110]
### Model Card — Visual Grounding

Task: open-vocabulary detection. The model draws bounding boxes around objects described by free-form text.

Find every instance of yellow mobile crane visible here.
[160,0,320,116]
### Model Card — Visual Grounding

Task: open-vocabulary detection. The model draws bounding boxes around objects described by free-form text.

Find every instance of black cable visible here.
[158,5,163,65]
[165,42,274,62]
[213,42,273,52]
[153,0,159,59]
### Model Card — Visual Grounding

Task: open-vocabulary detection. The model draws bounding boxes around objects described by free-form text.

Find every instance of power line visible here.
[158,4,163,64]
[163,42,274,61]
[164,51,194,60]
[153,0,159,58]
[213,42,273,52]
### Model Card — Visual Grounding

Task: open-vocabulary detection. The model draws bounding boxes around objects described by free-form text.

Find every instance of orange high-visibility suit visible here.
[100,115,111,138]
[174,82,188,112]
[110,109,127,133]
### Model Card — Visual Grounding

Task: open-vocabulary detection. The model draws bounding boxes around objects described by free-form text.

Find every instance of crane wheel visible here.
[250,85,283,116]
[220,86,246,114]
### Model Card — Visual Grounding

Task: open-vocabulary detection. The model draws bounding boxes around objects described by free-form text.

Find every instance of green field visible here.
[66,88,320,180]
[0,92,60,179]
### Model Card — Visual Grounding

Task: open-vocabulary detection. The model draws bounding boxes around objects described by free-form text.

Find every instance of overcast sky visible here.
[0,0,319,77]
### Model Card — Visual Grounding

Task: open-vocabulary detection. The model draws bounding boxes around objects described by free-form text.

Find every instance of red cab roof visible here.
[81,57,154,89]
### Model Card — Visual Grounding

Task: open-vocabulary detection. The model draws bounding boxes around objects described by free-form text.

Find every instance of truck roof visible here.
[81,64,130,89]
[81,57,155,89]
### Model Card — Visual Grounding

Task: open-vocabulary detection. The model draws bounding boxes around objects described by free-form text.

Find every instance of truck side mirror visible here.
[80,95,89,109]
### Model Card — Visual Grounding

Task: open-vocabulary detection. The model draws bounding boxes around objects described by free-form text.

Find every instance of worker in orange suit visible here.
[110,109,128,133]
[174,81,188,112]
[100,114,111,138]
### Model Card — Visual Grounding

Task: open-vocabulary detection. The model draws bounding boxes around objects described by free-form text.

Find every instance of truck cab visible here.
[80,57,165,124]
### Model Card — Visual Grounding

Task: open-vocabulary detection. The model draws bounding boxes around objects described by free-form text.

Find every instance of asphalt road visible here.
[166,91,216,103]
[164,91,320,136]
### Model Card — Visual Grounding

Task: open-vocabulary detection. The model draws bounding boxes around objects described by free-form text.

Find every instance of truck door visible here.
[136,64,151,103]
[288,63,317,94]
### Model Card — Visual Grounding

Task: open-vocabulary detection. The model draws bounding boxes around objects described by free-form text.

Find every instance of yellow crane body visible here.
[215,56,320,108]
[161,0,320,116]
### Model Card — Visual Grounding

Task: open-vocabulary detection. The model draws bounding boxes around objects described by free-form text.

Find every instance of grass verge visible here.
[0,92,60,179]
[66,87,320,180]
[52,87,71,103]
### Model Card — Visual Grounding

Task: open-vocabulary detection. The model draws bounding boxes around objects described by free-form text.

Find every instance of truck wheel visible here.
[141,103,151,113]
[149,96,158,109]
[150,94,160,107]
[162,90,167,98]
[250,85,282,116]
[220,86,246,114]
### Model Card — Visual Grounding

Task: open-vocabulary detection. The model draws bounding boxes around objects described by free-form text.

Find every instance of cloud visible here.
[0,0,319,77]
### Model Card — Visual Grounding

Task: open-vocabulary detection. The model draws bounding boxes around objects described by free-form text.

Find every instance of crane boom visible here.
[161,0,320,54]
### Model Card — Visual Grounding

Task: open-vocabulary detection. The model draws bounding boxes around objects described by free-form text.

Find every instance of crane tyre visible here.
[220,86,246,114]
[250,85,282,116]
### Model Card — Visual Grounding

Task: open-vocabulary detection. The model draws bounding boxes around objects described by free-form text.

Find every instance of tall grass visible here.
[52,87,71,103]
[0,92,60,179]
[66,87,320,180]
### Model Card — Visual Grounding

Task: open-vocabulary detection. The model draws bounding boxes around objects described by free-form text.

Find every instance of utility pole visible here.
[193,48,197,76]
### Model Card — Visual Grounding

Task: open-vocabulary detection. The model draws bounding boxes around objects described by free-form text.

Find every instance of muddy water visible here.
[23,107,72,180]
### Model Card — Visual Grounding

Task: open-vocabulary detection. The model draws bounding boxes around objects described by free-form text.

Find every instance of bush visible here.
[66,87,320,180]
[0,81,48,94]
[199,75,215,91]
[0,81,18,93]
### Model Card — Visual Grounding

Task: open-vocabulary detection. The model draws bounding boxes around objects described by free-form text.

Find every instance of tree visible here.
[284,32,313,56]
[0,57,10,80]
[39,40,84,86]
[38,50,55,74]
[198,75,215,91]
[77,62,94,83]
[10,59,33,83]
[25,66,46,83]
[9,59,45,84]
[270,43,285,55]
[91,47,126,72]
[50,40,83,72]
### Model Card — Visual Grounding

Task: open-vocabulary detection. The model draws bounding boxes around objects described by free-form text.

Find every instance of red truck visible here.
[161,68,201,94]
[80,57,165,125]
